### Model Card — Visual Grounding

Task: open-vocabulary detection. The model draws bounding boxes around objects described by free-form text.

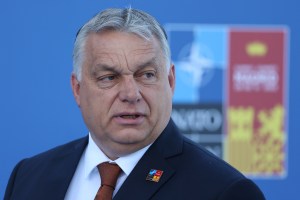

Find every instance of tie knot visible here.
[98,162,122,190]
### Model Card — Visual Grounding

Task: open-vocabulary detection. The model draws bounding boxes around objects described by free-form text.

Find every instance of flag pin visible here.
[146,169,164,182]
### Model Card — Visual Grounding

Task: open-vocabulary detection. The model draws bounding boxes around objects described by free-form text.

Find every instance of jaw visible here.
[90,123,159,159]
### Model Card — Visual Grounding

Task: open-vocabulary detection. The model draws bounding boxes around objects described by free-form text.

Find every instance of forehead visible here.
[86,31,162,58]
[83,31,166,73]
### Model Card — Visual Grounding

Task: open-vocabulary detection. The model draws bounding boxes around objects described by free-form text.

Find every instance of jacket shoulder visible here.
[181,137,244,178]
[164,136,265,199]
[4,137,88,200]
[16,136,88,174]
[27,136,88,161]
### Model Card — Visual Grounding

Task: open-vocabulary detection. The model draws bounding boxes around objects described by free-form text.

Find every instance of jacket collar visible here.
[46,137,88,200]
[44,119,182,200]
[114,119,183,200]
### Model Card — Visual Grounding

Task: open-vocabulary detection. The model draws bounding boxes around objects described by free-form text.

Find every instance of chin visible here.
[111,130,152,145]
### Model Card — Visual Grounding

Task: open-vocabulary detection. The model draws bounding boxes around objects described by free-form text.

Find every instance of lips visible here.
[120,115,140,119]
[115,112,145,118]
[113,112,145,125]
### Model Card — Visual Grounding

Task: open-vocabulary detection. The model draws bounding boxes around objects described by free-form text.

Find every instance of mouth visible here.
[119,114,141,119]
[113,112,145,125]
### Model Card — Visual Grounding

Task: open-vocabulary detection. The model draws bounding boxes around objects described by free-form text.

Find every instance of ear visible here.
[71,73,81,107]
[168,64,176,94]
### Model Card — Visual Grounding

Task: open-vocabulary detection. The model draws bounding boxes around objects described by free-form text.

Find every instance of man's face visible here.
[71,31,175,159]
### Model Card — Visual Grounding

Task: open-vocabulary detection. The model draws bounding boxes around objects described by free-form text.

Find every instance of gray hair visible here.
[73,8,171,81]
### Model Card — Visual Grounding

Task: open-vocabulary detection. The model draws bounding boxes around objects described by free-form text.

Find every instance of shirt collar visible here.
[83,133,151,178]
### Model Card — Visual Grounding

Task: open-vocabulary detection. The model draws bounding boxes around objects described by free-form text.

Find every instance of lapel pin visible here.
[146,169,164,182]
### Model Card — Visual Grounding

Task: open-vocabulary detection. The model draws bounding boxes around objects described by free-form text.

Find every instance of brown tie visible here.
[95,162,122,200]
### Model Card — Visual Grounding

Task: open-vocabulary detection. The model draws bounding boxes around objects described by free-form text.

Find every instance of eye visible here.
[96,74,118,89]
[98,75,116,81]
[137,70,157,84]
[144,71,155,79]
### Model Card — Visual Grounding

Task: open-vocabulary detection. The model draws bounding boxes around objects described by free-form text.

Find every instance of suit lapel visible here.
[114,120,183,200]
[41,137,88,200]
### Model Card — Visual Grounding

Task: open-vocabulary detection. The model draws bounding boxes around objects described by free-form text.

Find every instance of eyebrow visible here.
[92,57,160,74]
[134,57,160,71]
[91,64,120,77]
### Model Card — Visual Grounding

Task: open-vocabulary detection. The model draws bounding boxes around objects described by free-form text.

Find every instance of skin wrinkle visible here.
[86,33,158,76]
[90,54,159,83]
[91,58,160,82]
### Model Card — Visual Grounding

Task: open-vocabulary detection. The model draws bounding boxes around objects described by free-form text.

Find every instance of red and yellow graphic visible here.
[225,29,287,177]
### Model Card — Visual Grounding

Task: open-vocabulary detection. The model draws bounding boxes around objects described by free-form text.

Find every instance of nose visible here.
[119,77,142,103]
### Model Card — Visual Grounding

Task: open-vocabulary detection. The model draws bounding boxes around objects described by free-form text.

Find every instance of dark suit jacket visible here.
[4,119,265,200]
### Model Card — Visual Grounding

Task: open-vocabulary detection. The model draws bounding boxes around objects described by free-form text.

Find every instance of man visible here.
[4,8,265,200]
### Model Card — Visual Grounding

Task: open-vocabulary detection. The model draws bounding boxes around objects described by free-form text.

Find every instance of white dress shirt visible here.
[64,133,151,200]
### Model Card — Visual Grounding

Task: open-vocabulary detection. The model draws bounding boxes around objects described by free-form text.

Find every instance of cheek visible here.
[92,90,119,117]
[147,85,171,112]
[80,86,104,115]
[80,92,110,129]
[158,83,173,110]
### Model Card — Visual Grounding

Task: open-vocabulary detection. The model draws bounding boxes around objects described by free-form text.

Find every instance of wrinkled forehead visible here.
[83,31,166,72]
[87,29,160,47]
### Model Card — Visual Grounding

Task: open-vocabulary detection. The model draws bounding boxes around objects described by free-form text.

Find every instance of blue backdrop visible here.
[1,1,299,199]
